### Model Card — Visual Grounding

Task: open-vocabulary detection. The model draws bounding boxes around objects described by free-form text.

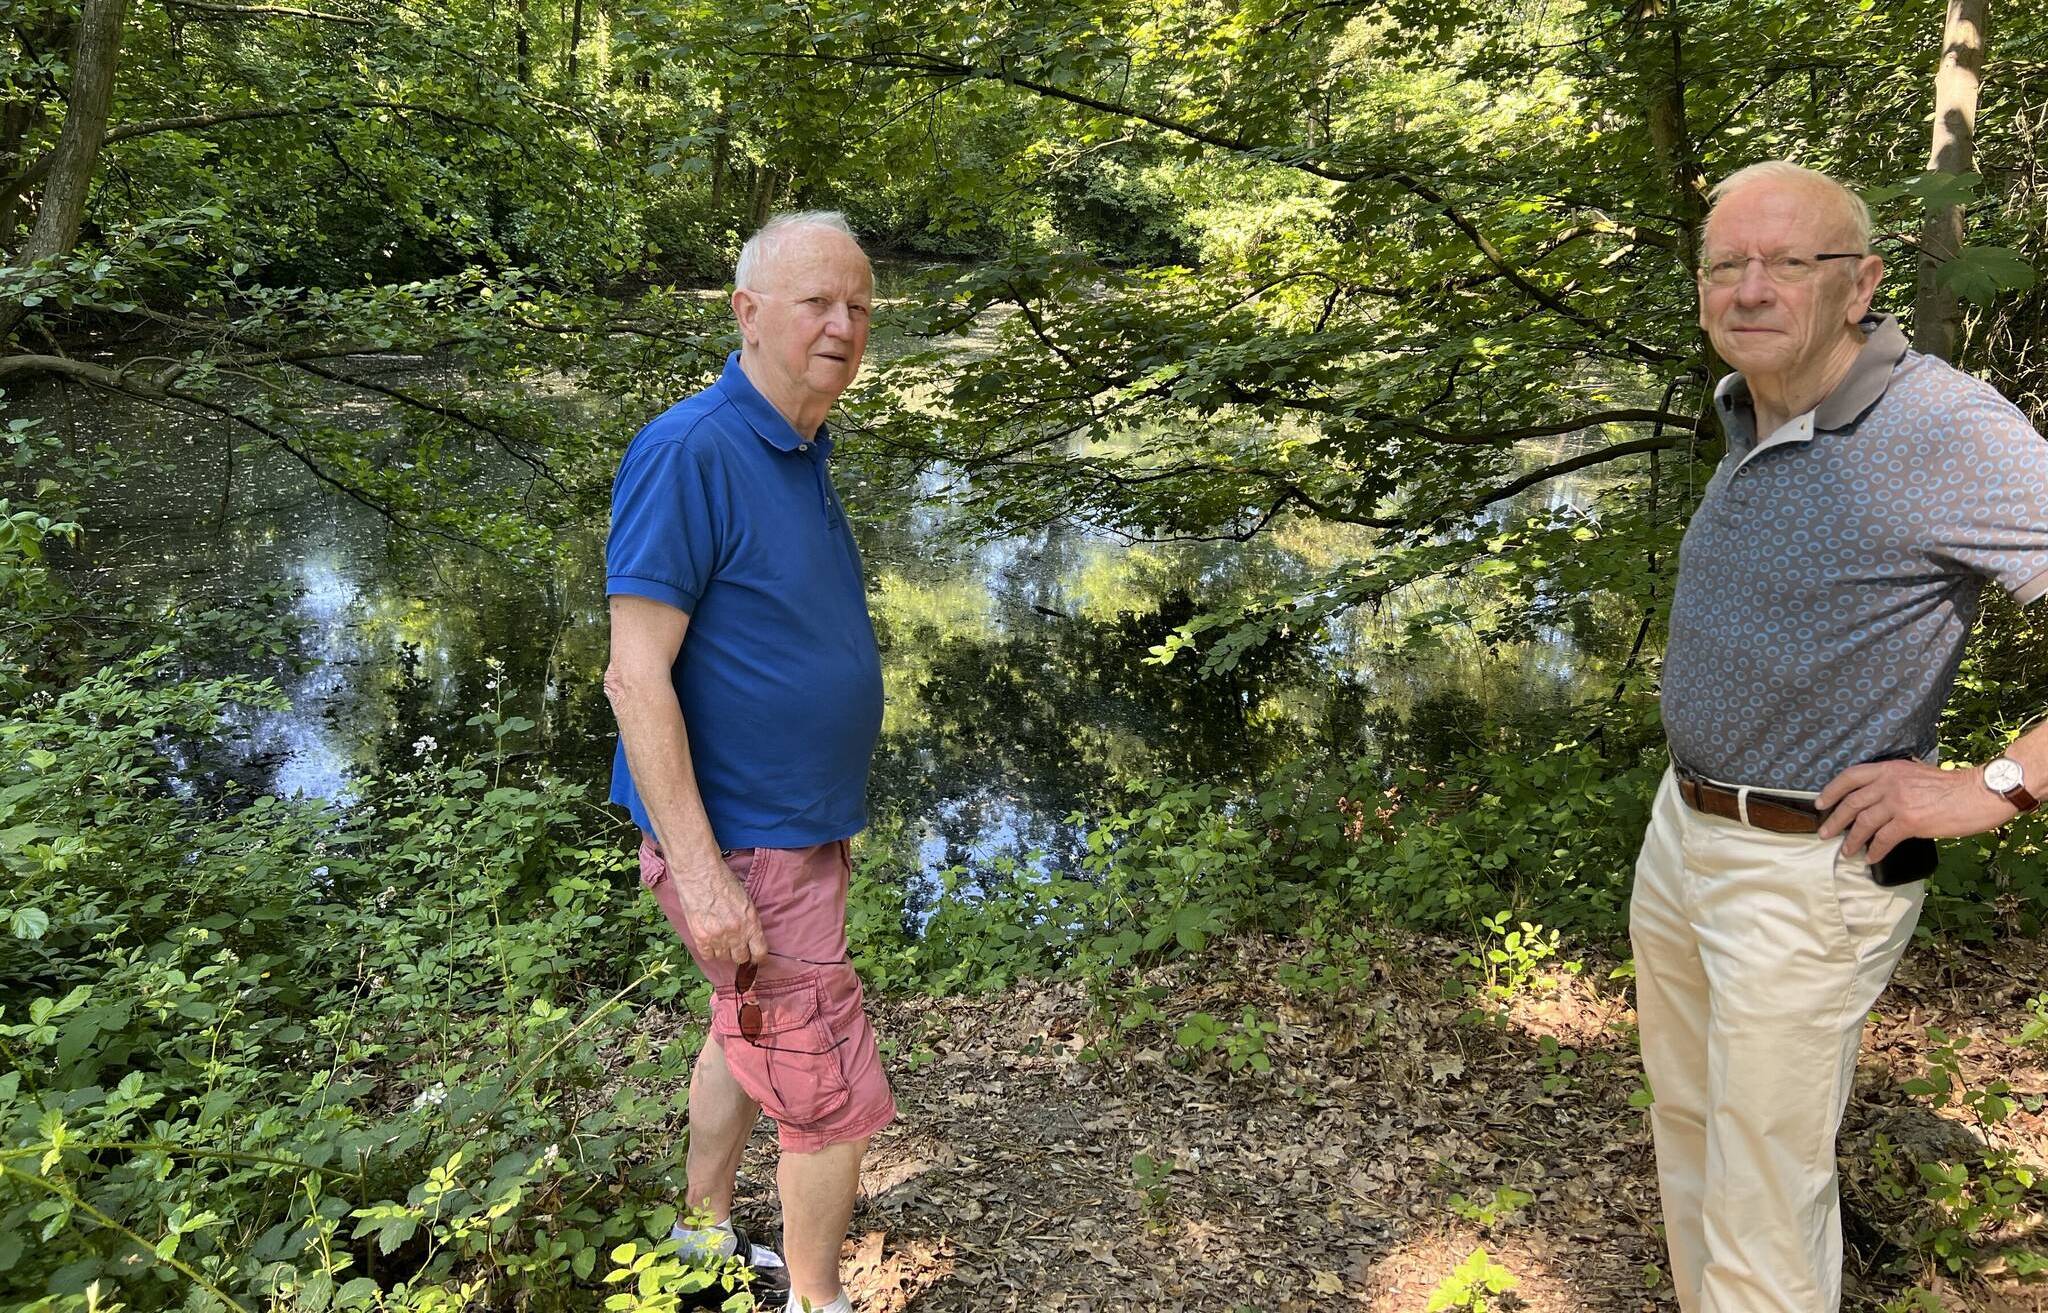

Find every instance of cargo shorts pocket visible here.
[711,972,852,1129]
[637,837,667,890]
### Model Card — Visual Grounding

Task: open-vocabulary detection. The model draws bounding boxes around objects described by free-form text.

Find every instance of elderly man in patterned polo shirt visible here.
[1632,159,2048,1312]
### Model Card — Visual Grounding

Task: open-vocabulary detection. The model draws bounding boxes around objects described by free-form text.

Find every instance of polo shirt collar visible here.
[716,351,832,454]
[1813,314,1908,431]
[1713,313,1909,465]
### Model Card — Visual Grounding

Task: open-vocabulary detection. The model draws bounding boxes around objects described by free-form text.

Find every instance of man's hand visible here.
[672,857,768,965]
[1816,759,2016,861]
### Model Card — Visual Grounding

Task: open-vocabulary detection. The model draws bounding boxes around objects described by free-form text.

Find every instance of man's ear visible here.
[731,288,759,346]
[1846,254,1885,324]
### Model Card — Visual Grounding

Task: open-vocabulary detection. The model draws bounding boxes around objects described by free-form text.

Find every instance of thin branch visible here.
[749,47,1683,359]
[165,391,500,555]
[284,356,571,496]
[0,1163,251,1313]
[0,351,506,555]
[1225,384,1697,444]
[159,0,370,23]
[112,306,574,494]
[1460,434,1687,514]
[9,99,517,191]
[1402,408,1697,446]
[979,430,1692,543]
[1005,283,1087,377]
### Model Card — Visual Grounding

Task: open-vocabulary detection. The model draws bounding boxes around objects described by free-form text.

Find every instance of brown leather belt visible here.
[1674,768,1826,835]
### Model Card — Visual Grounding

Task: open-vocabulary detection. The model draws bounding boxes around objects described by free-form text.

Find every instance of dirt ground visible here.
[706,929,2048,1312]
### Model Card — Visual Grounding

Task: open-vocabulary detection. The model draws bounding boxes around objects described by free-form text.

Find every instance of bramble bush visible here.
[0,635,763,1308]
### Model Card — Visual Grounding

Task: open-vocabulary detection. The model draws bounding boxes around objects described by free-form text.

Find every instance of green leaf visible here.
[1936,246,2039,306]
[1863,171,1982,210]
[7,907,48,939]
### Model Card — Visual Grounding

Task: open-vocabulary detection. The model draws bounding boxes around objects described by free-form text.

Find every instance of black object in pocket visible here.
[1872,836,1937,887]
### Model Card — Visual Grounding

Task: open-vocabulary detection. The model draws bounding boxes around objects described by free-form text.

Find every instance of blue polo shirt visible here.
[606,353,883,848]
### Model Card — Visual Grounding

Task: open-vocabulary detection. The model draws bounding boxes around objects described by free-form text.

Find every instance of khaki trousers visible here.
[1629,767,1924,1313]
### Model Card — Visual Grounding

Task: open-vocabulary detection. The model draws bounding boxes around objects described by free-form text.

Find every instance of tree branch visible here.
[8,99,519,192]
[1225,383,1696,444]
[1459,434,1688,515]
[751,47,1684,360]
[284,356,572,496]
[0,350,505,554]
[1395,407,1697,446]
[158,0,372,24]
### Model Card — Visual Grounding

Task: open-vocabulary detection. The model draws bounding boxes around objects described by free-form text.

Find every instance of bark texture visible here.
[1914,0,1989,363]
[2,0,129,344]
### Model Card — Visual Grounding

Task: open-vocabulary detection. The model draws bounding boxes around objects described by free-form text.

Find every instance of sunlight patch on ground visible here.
[1357,1224,1586,1311]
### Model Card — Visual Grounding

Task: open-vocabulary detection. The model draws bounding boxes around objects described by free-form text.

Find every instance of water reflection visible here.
[264,551,361,801]
[42,300,1596,919]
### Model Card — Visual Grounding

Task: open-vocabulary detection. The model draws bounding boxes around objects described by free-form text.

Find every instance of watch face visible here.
[1986,757,2024,792]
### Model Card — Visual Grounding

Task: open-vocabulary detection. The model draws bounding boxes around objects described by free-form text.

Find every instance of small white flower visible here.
[539,1143,560,1168]
[410,1082,447,1110]
[412,735,438,757]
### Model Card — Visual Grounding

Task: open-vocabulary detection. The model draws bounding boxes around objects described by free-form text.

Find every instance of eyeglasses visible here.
[732,951,851,1046]
[1697,252,1866,286]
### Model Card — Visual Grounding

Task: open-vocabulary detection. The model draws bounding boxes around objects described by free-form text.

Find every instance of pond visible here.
[40,264,1593,913]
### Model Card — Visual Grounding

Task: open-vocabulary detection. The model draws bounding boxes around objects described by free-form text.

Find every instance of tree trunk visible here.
[1913,0,1989,363]
[514,0,531,85]
[0,10,79,252]
[1629,0,1725,431]
[0,99,45,248]
[566,0,584,81]
[708,102,730,214]
[1,0,128,345]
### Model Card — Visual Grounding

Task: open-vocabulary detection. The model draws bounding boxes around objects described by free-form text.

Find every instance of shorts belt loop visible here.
[1735,785,1751,827]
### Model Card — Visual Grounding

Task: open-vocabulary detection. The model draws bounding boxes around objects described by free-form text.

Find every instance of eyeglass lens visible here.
[735,961,762,1040]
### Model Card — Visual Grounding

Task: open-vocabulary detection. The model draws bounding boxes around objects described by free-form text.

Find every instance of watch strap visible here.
[1988,758,2041,813]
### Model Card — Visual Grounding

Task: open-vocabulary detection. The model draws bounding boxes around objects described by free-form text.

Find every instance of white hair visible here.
[734,211,865,291]
[1707,160,1873,251]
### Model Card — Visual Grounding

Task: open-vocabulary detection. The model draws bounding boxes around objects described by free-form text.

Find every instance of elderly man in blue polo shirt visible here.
[1632,159,2048,1312]
[604,211,891,1313]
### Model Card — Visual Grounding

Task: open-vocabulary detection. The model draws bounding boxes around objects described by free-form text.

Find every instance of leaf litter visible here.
[640,929,2048,1311]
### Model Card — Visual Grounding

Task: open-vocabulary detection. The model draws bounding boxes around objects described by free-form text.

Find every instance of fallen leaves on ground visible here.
[687,928,2048,1311]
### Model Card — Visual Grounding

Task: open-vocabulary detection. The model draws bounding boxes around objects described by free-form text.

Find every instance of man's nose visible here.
[822,304,854,336]
[1733,260,1776,306]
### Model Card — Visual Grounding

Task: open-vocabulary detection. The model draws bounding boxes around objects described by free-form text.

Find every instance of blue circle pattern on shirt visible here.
[1661,350,2048,793]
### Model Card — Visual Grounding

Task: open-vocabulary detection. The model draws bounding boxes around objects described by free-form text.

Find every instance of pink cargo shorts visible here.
[639,835,896,1152]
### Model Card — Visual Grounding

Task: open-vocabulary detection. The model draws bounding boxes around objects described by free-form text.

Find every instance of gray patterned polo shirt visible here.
[1662,314,2048,792]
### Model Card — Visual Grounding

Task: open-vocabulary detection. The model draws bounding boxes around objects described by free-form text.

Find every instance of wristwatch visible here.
[1982,756,2040,813]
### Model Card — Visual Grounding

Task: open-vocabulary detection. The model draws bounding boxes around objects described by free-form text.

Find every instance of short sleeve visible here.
[606,436,722,614]
[1924,388,2048,604]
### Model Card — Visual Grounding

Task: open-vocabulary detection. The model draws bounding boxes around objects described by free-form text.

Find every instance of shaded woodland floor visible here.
[642,930,2048,1312]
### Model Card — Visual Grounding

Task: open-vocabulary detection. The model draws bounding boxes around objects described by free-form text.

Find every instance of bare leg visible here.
[685,1036,761,1221]
[777,1136,868,1307]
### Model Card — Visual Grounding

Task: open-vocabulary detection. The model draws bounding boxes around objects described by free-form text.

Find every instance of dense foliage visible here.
[7,0,2048,1307]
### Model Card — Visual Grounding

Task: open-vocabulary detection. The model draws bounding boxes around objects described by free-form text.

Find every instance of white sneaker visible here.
[669,1221,789,1301]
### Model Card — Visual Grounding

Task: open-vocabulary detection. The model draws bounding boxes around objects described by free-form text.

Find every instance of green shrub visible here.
[0,654,739,1310]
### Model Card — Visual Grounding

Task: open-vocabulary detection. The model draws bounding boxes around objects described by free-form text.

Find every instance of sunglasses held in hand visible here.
[733,951,850,1049]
